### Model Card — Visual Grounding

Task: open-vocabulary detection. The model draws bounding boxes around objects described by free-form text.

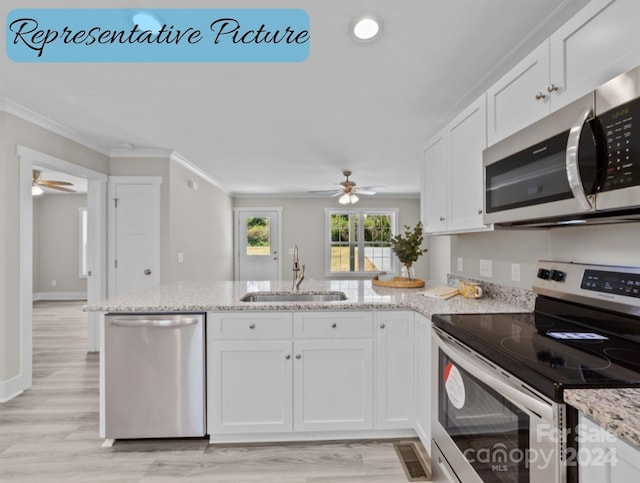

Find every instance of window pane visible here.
[246,216,270,256]
[363,214,392,272]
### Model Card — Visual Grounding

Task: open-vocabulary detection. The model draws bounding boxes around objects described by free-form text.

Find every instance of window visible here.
[78,207,88,278]
[325,208,398,277]
[245,216,271,256]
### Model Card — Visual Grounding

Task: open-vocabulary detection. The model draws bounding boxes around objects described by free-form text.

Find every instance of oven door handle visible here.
[566,106,594,211]
[435,330,554,422]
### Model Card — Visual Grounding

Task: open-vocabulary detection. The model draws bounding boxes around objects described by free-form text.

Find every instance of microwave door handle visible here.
[434,330,554,422]
[566,106,594,211]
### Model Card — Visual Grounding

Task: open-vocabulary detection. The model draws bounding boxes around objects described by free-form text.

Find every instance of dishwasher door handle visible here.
[107,317,201,328]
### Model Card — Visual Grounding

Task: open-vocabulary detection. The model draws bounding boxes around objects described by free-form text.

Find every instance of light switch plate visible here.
[480,259,493,278]
[457,257,464,272]
[177,252,184,263]
[511,263,521,282]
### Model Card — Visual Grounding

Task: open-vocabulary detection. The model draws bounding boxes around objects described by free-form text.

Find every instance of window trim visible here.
[324,207,399,278]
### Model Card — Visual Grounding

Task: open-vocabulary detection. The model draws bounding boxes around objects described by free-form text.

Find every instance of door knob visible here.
[144,269,152,275]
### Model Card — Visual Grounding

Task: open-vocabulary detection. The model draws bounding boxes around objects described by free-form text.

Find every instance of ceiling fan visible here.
[310,170,383,204]
[32,169,76,195]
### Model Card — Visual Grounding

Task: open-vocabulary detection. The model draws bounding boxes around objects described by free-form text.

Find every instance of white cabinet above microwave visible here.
[487,0,640,146]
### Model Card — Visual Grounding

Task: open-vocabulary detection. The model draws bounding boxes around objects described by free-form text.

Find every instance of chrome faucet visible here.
[292,245,305,291]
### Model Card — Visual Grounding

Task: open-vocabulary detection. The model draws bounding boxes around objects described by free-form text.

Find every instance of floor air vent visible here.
[394,442,430,481]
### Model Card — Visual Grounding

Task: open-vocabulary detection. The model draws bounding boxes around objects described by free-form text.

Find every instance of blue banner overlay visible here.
[6,9,310,62]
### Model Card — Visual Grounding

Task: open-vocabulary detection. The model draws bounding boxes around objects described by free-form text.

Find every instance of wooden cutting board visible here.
[418,286,459,300]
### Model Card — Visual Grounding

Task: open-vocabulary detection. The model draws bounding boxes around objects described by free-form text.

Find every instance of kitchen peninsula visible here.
[88,279,530,447]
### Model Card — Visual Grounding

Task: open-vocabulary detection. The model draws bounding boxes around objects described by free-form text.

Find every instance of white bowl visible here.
[377,273,396,282]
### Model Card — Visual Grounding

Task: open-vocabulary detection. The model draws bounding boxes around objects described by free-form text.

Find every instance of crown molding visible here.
[0,98,109,155]
[169,151,228,194]
[231,192,419,200]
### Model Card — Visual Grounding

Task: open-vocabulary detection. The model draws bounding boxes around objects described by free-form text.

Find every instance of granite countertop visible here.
[85,279,533,318]
[565,388,640,449]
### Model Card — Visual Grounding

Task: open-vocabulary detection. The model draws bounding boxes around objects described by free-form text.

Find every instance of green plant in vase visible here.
[390,221,428,280]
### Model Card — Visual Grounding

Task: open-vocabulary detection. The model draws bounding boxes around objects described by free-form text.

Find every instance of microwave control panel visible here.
[600,96,640,191]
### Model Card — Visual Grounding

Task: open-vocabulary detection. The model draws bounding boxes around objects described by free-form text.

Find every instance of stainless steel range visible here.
[431,260,640,483]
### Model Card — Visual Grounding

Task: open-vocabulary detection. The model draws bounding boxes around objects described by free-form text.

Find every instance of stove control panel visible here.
[534,261,640,316]
[581,269,640,298]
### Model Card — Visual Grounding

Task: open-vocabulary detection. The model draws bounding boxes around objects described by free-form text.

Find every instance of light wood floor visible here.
[0,301,430,482]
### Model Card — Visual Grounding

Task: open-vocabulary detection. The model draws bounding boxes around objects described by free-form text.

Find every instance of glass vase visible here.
[401,264,415,280]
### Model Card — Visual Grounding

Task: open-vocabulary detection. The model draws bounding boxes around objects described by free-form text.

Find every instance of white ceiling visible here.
[1,0,590,196]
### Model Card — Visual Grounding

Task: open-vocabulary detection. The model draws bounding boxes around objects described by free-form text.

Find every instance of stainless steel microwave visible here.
[483,65,640,227]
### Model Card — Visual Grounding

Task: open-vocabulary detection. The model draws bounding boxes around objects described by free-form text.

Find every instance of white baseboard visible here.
[0,374,26,403]
[33,292,87,301]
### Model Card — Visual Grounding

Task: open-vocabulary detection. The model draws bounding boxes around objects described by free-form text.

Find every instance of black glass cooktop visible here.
[432,296,640,401]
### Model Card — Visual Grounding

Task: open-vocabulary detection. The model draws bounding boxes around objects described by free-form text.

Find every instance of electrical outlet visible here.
[479,259,493,278]
[51,279,57,287]
[511,263,521,282]
[288,248,295,255]
[457,257,464,272]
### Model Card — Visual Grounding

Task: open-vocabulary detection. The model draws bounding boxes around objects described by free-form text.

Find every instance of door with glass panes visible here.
[235,209,281,281]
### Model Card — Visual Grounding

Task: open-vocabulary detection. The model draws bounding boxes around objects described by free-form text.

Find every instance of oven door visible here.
[483,92,599,225]
[431,328,564,483]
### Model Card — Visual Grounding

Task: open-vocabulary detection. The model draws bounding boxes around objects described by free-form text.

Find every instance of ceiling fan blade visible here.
[356,190,376,195]
[331,191,344,197]
[37,179,73,188]
[358,186,385,191]
[307,189,343,194]
[45,185,76,193]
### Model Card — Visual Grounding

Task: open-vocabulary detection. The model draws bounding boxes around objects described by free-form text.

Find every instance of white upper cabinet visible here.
[549,0,640,111]
[421,132,447,233]
[487,42,551,145]
[421,95,491,235]
[487,0,640,146]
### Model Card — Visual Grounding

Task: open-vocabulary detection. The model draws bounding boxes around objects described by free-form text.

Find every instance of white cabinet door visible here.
[374,311,414,430]
[421,131,448,234]
[414,313,431,447]
[208,340,293,434]
[550,0,640,111]
[446,95,488,232]
[487,42,551,145]
[578,412,640,483]
[293,339,373,432]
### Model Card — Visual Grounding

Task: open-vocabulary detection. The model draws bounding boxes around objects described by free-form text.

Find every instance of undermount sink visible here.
[240,291,348,303]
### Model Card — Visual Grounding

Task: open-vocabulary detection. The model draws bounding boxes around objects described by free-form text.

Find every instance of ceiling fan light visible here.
[350,194,359,204]
[32,185,44,196]
[339,193,351,205]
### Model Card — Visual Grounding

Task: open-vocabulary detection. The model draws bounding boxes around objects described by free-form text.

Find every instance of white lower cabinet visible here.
[293,338,373,431]
[208,339,293,434]
[578,412,640,483]
[374,311,415,430]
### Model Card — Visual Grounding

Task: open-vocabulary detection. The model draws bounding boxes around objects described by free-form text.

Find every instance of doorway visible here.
[234,208,282,281]
[18,146,107,397]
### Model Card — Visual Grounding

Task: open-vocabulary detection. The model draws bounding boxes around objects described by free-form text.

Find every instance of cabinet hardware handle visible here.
[380,323,386,329]
[477,208,483,215]
[331,323,337,328]
[273,257,278,260]
[285,354,291,360]
[144,269,152,275]
[535,92,546,100]
[547,83,559,93]
[249,323,255,329]
[295,354,301,359]
[439,216,445,222]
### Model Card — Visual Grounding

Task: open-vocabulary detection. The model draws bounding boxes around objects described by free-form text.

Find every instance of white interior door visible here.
[109,177,161,297]
[235,208,282,281]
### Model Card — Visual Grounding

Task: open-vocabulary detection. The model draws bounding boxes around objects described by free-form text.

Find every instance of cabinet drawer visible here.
[208,312,293,339]
[294,312,373,339]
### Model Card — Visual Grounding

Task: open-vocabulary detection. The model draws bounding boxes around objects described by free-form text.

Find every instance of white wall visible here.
[33,194,88,298]
[1,111,109,387]
[109,155,234,283]
[447,223,640,289]
[232,196,427,281]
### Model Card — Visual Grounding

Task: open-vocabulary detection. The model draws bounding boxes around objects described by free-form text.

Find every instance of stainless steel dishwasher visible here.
[104,313,206,439]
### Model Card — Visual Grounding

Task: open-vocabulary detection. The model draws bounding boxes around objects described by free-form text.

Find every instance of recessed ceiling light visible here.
[353,17,380,41]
